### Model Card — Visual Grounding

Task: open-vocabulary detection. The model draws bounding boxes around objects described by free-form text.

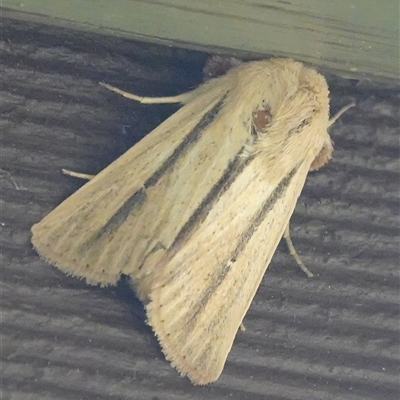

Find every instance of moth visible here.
[31,58,354,384]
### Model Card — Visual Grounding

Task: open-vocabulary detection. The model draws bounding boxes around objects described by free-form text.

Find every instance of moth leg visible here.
[283,224,313,278]
[61,169,95,180]
[1,169,22,190]
[99,82,193,104]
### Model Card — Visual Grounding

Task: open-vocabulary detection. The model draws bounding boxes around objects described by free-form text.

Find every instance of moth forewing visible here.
[31,78,232,286]
[145,159,314,384]
[31,58,348,385]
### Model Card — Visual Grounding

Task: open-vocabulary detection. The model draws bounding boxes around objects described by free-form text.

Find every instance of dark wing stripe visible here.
[91,188,147,239]
[92,95,227,238]
[144,95,227,188]
[231,164,299,260]
[183,165,300,331]
[170,151,254,250]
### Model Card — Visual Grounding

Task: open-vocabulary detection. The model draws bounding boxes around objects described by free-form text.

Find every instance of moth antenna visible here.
[99,82,191,104]
[328,102,356,127]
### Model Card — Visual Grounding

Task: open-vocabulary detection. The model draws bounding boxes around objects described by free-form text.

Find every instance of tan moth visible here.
[31,58,354,384]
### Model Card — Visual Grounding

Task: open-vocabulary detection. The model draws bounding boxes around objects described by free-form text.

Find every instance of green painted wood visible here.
[1,0,399,81]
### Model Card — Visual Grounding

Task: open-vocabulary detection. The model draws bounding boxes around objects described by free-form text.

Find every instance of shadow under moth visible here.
[31,58,354,384]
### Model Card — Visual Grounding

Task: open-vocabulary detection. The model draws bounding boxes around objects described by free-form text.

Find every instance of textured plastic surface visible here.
[2,18,399,400]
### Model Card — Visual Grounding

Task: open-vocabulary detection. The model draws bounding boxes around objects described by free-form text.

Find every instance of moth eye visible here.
[252,101,272,134]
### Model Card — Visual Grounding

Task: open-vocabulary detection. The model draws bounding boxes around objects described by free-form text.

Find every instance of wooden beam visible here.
[1,0,398,81]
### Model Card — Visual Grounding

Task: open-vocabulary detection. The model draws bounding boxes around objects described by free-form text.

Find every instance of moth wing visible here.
[31,58,332,384]
[31,78,241,286]
[145,159,312,384]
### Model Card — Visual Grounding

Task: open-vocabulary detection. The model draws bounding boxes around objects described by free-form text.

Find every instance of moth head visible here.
[310,139,333,170]
[241,59,333,168]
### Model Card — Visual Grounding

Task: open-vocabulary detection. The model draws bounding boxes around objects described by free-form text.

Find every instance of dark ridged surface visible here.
[2,18,399,400]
